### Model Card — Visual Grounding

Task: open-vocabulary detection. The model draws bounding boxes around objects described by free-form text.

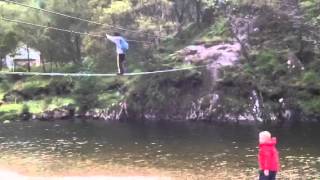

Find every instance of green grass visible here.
[160,23,208,53]
[0,89,5,100]
[159,17,232,65]
[0,103,21,121]
[196,17,231,43]
[13,77,50,91]
[44,97,75,111]
[98,92,123,107]
[0,75,11,100]
[0,97,74,114]
[0,103,22,114]
[0,97,75,121]
[299,96,320,115]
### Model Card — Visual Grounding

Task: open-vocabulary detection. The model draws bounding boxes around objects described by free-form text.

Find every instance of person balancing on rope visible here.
[106,32,129,75]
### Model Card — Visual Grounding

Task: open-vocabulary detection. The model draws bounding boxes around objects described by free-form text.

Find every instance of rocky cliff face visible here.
[150,16,261,123]
[80,15,274,124]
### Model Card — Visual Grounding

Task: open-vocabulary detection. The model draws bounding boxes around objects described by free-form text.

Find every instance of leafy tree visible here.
[0,32,19,70]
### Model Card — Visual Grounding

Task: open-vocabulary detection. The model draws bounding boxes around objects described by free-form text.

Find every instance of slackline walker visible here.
[106,33,129,75]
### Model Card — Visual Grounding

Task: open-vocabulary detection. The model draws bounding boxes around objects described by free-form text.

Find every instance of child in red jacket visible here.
[258,131,280,180]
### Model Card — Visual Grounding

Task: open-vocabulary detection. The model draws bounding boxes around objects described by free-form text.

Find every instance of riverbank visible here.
[0,159,318,179]
[0,170,171,180]
[0,169,172,180]
[0,170,314,180]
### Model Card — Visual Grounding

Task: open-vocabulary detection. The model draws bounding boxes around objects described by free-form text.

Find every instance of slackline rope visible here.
[1,16,152,44]
[1,0,164,39]
[0,65,208,77]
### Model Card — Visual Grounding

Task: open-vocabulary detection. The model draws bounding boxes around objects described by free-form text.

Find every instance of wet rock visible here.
[186,94,221,121]
[20,112,31,121]
[82,102,128,121]
[40,105,76,121]
[3,120,11,124]
[3,90,28,103]
[287,52,305,72]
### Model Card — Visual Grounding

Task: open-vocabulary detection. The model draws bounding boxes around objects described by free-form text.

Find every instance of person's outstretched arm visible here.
[106,34,117,44]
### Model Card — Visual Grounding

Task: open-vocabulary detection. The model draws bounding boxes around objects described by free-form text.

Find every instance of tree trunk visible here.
[50,58,53,72]
[202,7,214,24]
[26,45,31,72]
[40,53,46,73]
[173,1,186,33]
[156,0,163,48]
[55,61,58,69]
[228,17,251,62]
[195,0,202,24]
[0,56,3,71]
[74,34,82,63]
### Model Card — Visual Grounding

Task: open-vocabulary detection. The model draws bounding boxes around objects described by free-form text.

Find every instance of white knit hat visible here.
[259,131,271,143]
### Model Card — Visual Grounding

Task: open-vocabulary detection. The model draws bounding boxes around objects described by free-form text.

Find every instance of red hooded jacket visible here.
[258,137,280,171]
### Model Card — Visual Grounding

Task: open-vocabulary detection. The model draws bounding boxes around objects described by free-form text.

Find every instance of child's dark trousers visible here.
[259,171,277,180]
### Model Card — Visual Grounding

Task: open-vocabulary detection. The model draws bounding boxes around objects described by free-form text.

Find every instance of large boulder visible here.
[40,105,76,120]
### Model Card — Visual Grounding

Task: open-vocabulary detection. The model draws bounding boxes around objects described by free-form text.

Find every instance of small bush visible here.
[73,77,99,113]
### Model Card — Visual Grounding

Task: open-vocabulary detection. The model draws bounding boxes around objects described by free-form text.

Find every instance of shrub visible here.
[73,77,99,113]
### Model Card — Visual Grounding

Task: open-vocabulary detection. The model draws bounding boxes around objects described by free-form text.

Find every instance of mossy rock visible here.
[3,120,11,124]
[3,90,28,103]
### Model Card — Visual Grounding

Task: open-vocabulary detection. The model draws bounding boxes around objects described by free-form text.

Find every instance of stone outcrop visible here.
[36,105,75,121]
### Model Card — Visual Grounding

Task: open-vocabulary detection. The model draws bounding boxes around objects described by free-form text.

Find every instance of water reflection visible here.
[0,121,319,179]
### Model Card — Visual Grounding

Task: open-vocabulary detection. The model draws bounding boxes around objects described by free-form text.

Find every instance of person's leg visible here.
[117,54,125,74]
[269,171,277,180]
[119,54,125,74]
[117,54,121,74]
[259,171,268,180]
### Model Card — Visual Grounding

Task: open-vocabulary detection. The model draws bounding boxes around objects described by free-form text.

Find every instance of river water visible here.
[0,120,319,179]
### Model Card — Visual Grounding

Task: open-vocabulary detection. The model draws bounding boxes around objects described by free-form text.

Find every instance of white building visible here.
[5,44,41,71]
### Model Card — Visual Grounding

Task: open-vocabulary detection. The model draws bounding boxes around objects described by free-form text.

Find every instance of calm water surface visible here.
[0,120,319,179]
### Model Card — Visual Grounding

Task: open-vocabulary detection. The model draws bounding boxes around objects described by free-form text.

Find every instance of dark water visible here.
[0,120,319,179]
